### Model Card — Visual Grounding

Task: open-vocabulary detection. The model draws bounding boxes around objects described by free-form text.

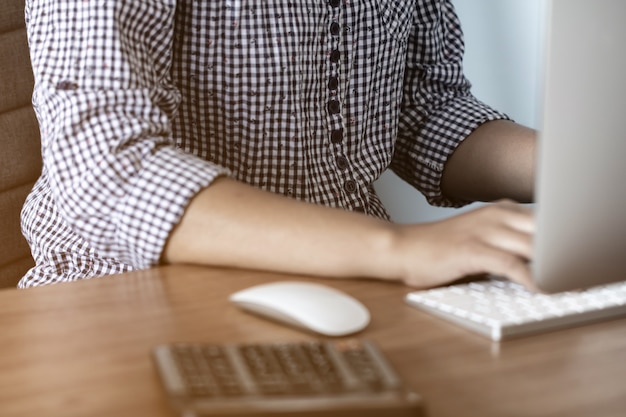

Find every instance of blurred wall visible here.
[375,0,546,223]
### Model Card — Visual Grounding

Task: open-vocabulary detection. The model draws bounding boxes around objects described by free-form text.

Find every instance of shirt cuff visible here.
[393,95,510,207]
[117,146,230,268]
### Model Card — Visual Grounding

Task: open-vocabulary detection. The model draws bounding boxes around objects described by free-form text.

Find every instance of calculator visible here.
[152,339,425,417]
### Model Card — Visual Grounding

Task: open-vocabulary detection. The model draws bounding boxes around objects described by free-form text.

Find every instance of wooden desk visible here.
[0,266,624,417]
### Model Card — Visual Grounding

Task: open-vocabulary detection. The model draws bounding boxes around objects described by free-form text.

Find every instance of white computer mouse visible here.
[229,281,370,336]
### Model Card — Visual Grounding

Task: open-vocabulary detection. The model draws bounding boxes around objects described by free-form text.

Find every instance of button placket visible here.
[326,0,357,200]
[326,0,342,123]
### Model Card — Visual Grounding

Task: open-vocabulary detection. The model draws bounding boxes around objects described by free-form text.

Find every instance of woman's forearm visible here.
[162,177,399,281]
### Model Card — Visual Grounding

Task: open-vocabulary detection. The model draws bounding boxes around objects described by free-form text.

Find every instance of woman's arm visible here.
[441,120,536,203]
[163,178,536,290]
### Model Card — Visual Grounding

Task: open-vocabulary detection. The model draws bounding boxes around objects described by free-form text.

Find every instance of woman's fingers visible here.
[468,242,537,291]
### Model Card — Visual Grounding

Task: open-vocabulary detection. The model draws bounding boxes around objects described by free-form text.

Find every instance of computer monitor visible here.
[532,0,626,292]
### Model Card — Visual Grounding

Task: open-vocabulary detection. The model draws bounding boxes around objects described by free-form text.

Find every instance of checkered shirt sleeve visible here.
[23,1,229,285]
[393,0,510,207]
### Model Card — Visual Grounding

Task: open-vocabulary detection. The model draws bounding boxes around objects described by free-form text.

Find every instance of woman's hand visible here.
[388,200,536,290]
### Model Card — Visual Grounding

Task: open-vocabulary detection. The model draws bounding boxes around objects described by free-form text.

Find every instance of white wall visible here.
[374,0,545,223]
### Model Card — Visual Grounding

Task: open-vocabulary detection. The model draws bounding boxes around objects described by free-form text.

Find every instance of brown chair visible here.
[0,0,41,288]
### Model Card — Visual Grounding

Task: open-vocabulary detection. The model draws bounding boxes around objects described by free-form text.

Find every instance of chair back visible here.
[0,0,41,288]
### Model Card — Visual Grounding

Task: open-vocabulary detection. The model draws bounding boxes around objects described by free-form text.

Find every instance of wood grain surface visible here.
[0,265,624,417]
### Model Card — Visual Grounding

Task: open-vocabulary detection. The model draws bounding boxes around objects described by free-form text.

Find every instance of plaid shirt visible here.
[20,0,508,287]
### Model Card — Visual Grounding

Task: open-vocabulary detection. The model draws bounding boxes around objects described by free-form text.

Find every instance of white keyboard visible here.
[405,280,626,341]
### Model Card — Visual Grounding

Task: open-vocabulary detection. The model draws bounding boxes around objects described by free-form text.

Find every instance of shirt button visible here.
[336,156,349,171]
[328,76,339,90]
[330,129,343,143]
[330,22,340,36]
[329,0,341,7]
[344,180,357,194]
[327,100,340,114]
[330,50,340,63]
